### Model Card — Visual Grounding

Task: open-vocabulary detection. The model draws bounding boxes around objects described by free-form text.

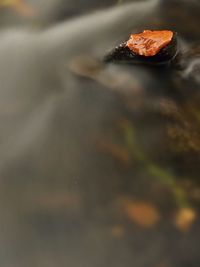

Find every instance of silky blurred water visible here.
[0,1,199,266]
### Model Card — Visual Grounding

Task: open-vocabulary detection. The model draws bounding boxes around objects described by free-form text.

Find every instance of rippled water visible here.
[0,1,199,266]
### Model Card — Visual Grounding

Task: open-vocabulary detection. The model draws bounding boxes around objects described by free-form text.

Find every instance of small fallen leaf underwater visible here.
[0,0,36,17]
[111,225,125,238]
[174,208,197,233]
[120,198,160,228]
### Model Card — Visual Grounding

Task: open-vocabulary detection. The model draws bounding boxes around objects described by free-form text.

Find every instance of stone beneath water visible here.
[105,30,178,66]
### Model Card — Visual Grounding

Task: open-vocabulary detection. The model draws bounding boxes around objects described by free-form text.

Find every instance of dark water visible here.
[0,0,199,266]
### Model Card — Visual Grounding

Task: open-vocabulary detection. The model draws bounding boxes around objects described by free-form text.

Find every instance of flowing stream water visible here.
[0,0,199,266]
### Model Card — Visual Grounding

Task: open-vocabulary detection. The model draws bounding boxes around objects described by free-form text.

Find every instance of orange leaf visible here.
[174,208,196,233]
[124,200,160,228]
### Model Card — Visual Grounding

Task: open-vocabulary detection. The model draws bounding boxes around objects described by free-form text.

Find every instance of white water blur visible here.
[0,0,159,172]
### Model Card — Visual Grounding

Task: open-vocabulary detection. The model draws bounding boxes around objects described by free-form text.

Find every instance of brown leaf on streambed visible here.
[120,198,160,228]
[110,225,125,238]
[69,55,142,96]
[14,1,36,17]
[69,55,102,79]
[0,0,36,17]
[96,139,131,167]
[174,208,197,233]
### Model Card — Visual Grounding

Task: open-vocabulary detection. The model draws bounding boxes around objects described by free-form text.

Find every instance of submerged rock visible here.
[105,30,178,65]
